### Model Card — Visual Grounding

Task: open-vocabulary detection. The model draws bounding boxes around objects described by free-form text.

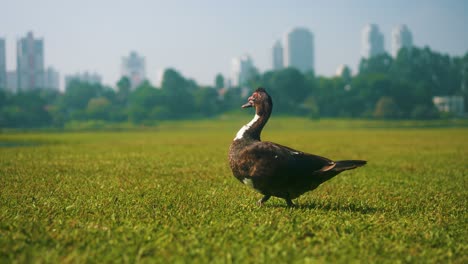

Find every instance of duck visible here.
[228,87,366,207]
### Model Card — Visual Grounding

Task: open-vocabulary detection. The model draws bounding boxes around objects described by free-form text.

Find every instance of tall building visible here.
[43,67,60,90]
[361,24,384,58]
[283,27,314,73]
[65,72,102,90]
[121,51,146,90]
[17,31,45,91]
[391,24,413,57]
[231,54,254,88]
[0,38,6,89]
[272,40,283,70]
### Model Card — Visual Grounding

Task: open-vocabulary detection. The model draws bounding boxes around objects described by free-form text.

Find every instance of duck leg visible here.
[285,194,296,207]
[257,195,271,206]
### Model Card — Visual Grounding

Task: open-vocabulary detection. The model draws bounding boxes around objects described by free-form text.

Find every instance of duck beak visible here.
[242,97,255,108]
[242,96,255,108]
[241,101,253,108]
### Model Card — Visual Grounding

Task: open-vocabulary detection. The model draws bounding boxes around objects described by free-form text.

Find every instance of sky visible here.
[1,0,467,89]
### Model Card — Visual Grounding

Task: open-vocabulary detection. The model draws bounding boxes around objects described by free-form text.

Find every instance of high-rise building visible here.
[283,27,314,73]
[121,51,146,90]
[43,67,60,90]
[17,31,45,91]
[231,54,254,88]
[272,40,283,70]
[65,72,102,90]
[0,38,6,89]
[361,24,385,58]
[391,24,413,57]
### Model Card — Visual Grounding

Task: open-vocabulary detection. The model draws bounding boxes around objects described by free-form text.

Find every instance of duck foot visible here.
[257,195,271,206]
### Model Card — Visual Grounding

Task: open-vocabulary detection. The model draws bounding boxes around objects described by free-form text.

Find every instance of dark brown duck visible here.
[228,88,366,207]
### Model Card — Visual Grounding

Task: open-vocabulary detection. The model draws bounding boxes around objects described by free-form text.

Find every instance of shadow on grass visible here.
[267,200,379,214]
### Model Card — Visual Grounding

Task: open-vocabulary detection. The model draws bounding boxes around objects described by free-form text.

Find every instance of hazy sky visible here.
[1,0,467,88]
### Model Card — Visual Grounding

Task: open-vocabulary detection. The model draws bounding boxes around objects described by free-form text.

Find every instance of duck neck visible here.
[234,102,272,141]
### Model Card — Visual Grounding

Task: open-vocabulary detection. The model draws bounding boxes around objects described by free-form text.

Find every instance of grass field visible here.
[1,118,467,263]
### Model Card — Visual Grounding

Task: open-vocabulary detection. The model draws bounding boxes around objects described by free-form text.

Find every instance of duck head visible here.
[241,88,273,116]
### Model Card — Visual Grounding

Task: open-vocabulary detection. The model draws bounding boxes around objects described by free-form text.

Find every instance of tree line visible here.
[0,46,467,128]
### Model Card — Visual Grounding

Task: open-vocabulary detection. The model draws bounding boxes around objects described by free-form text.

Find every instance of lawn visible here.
[0,118,467,263]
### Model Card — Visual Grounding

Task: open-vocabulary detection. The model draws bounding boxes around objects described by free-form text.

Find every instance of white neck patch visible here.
[234,114,260,140]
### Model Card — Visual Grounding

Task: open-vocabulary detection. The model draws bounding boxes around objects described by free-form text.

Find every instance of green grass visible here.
[1,118,467,263]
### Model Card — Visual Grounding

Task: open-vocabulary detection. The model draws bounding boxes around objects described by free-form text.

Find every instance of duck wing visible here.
[268,142,336,172]
[237,141,335,179]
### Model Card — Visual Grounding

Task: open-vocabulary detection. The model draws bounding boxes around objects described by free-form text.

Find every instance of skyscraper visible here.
[43,67,60,90]
[0,38,6,89]
[121,51,146,90]
[17,31,45,91]
[283,27,314,73]
[391,24,413,57]
[272,40,283,70]
[231,54,254,88]
[361,24,385,58]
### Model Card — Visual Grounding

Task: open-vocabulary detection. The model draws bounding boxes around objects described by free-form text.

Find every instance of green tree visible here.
[116,76,131,106]
[86,97,112,120]
[222,88,244,111]
[359,53,393,75]
[0,90,52,128]
[374,96,400,119]
[215,74,224,90]
[267,68,309,114]
[128,81,165,123]
[59,80,103,117]
[300,96,320,119]
[194,87,220,117]
[161,69,195,118]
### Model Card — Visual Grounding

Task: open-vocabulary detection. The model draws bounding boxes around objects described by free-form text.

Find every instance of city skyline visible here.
[1,0,467,87]
[121,51,146,90]
[361,24,385,59]
[283,27,314,73]
[16,32,45,91]
[391,25,413,58]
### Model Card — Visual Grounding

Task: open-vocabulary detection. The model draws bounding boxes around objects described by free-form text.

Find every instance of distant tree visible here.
[359,53,393,75]
[300,96,320,119]
[0,90,52,128]
[222,88,244,111]
[161,69,195,118]
[410,104,439,119]
[60,80,103,113]
[128,81,166,123]
[215,74,224,90]
[86,97,112,120]
[0,89,7,107]
[116,76,131,106]
[267,68,309,114]
[194,87,220,116]
[315,76,349,117]
[340,66,352,83]
[374,96,400,119]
